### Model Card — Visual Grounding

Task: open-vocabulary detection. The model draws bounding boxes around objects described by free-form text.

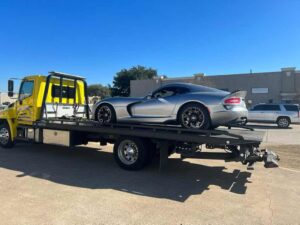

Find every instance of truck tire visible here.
[277,117,290,128]
[113,137,150,170]
[0,123,14,148]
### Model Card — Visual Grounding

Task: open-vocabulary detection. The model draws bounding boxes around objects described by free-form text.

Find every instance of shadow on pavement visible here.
[0,144,252,202]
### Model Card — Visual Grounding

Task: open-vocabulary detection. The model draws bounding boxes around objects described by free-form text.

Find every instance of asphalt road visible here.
[0,124,299,225]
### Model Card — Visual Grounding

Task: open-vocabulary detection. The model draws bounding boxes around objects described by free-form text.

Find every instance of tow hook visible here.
[262,149,280,168]
[239,146,280,170]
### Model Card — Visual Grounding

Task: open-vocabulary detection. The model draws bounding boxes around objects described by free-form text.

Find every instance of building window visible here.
[252,88,269,94]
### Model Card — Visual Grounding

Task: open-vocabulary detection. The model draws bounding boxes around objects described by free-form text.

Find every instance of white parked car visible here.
[247,104,300,128]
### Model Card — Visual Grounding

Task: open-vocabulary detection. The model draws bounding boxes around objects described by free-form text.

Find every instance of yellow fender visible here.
[0,119,17,141]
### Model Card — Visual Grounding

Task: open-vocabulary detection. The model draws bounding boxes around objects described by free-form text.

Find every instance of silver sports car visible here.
[92,83,248,129]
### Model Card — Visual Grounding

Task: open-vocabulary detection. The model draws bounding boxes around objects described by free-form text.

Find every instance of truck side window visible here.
[52,85,75,99]
[19,81,34,100]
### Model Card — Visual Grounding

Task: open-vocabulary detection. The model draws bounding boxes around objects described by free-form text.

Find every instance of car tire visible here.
[0,122,14,148]
[178,103,211,130]
[95,104,116,125]
[277,117,290,128]
[113,137,150,170]
[241,118,248,126]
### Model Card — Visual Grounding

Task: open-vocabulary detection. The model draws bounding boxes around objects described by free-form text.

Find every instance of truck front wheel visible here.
[0,123,14,148]
[113,137,150,170]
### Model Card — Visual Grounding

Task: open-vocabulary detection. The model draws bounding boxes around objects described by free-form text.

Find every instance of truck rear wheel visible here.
[0,123,14,148]
[113,137,150,170]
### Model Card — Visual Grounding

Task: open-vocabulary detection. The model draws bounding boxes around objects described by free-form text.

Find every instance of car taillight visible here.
[224,97,241,104]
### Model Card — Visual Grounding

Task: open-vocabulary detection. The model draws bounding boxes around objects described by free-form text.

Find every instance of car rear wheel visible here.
[96,104,116,125]
[179,103,211,130]
[277,117,290,128]
[0,123,14,148]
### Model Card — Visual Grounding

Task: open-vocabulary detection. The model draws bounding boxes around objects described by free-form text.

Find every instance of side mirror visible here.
[8,80,14,97]
[145,93,152,100]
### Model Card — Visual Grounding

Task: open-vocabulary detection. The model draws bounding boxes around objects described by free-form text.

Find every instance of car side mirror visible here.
[145,93,152,100]
[8,80,14,97]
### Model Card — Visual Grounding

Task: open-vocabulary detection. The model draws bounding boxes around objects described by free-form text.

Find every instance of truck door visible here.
[16,80,35,124]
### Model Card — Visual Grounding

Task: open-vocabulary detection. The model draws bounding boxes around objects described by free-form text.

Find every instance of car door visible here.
[15,79,35,124]
[131,87,180,118]
[248,105,264,121]
[260,104,281,121]
[251,104,280,122]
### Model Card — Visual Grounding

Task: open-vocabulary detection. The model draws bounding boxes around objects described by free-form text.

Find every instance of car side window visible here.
[174,87,189,95]
[153,89,175,98]
[19,80,34,100]
[253,104,280,111]
[152,86,189,99]
[252,105,264,111]
[263,105,280,111]
[284,105,299,112]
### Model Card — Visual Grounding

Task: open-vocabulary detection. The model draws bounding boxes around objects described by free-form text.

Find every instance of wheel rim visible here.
[97,105,112,124]
[118,140,139,165]
[0,127,9,145]
[181,107,205,128]
[279,118,288,127]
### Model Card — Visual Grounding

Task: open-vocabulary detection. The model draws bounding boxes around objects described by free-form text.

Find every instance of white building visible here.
[0,92,17,105]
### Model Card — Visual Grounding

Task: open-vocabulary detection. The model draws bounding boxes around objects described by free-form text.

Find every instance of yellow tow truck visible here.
[0,72,278,170]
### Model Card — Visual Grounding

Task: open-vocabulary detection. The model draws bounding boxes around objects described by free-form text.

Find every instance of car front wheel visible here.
[95,104,116,125]
[179,103,211,130]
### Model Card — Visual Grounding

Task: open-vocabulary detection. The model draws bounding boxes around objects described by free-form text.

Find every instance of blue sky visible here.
[0,0,299,91]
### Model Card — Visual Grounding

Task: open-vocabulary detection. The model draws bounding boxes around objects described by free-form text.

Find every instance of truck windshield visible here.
[19,81,34,100]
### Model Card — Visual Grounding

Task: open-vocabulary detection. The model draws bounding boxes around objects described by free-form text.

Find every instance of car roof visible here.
[159,82,224,93]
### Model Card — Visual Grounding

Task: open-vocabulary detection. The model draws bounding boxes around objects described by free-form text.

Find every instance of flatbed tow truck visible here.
[0,72,279,170]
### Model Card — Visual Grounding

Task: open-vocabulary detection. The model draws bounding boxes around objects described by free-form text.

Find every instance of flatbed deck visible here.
[29,118,279,170]
[34,119,265,146]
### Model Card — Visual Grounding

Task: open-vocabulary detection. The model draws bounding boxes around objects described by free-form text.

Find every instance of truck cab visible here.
[0,72,89,147]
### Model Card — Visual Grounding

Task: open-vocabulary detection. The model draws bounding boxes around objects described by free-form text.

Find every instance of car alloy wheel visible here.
[181,106,205,128]
[117,140,139,165]
[278,118,289,128]
[97,105,112,124]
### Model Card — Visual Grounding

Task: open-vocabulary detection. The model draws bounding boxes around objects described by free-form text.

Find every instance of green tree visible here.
[111,65,158,97]
[87,84,111,99]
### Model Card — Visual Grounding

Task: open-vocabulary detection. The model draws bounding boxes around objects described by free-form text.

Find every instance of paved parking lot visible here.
[0,124,299,225]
